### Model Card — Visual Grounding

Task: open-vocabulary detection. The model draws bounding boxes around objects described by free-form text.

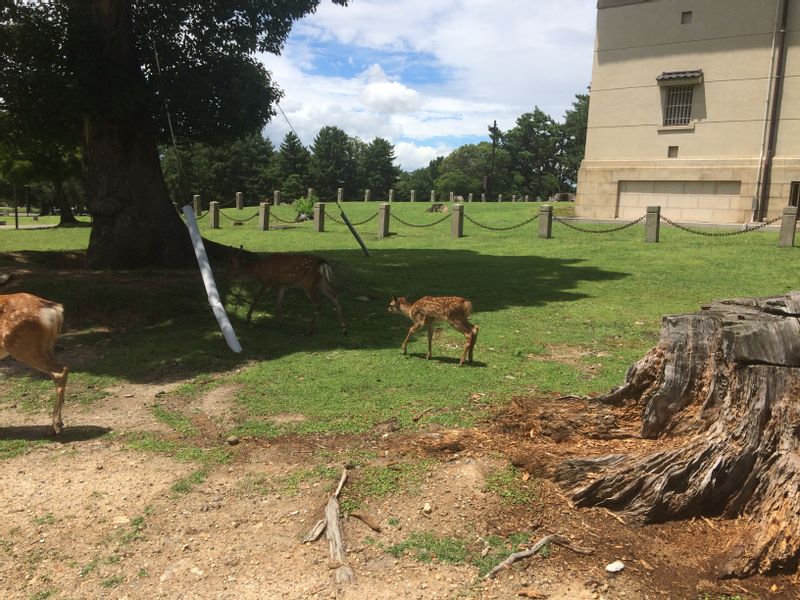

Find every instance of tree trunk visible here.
[556,293,800,578]
[53,179,78,226]
[71,0,194,268]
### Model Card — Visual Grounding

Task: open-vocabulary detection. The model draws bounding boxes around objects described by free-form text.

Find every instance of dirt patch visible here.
[0,381,797,599]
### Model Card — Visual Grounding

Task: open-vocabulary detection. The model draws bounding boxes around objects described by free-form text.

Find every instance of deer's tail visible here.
[38,301,64,352]
[463,300,473,317]
[319,261,335,284]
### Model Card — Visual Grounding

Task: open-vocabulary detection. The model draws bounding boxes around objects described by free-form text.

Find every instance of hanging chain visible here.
[553,214,646,233]
[219,210,259,224]
[328,212,378,227]
[463,212,539,231]
[390,212,452,227]
[660,213,783,236]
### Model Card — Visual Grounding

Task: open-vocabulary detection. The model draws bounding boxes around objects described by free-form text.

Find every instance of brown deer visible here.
[230,248,347,335]
[388,295,479,365]
[0,290,69,434]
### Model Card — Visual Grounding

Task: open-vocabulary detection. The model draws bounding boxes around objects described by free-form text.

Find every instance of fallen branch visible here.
[484,534,594,580]
[350,510,382,532]
[412,407,435,422]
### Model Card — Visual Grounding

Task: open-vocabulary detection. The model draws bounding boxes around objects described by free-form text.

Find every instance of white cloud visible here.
[261,0,597,170]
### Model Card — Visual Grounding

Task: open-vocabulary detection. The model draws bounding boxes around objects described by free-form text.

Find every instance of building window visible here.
[681,11,693,24]
[668,146,679,158]
[663,85,694,126]
[790,182,800,207]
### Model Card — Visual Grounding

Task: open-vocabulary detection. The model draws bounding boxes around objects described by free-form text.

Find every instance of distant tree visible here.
[276,131,311,186]
[434,142,512,199]
[362,137,400,200]
[310,126,357,200]
[556,93,589,191]
[211,134,275,205]
[281,173,305,201]
[396,157,443,201]
[503,107,560,199]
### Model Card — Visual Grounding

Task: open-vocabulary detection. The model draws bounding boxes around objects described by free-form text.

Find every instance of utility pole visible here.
[488,120,499,201]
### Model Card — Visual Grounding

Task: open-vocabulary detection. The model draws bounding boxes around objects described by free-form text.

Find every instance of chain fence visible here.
[390,212,452,228]
[553,214,646,234]
[219,210,259,225]
[463,212,539,231]
[659,213,783,236]
[328,211,378,227]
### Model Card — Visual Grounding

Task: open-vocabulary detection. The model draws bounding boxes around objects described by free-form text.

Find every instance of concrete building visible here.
[576,0,800,223]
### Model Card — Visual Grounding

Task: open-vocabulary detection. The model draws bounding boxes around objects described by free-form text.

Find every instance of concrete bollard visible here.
[364,189,371,202]
[539,205,552,239]
[314,202,325,232]
[337,188,344,203]
[236,191,243,210]
[307,188,315,200]
[389,189,395,202]
[481,193,486,202]
[779,206,798,247]
[193,194,201,215]
[451,203,464,238]
[449,191,454,202]
[210,201,220,229]
[525,195,530,202]
[259,202,270,231]
[498,194,504,202]
[512,195,517,203]
[430,190,436,203]
[274,190,281,206]
[410,190,416,203]
[645,206,661,243]
[468,193,474,203]
[378,203,390,239]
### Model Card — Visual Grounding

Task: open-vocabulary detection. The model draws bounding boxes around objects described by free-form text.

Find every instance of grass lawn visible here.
[0,201,796,436]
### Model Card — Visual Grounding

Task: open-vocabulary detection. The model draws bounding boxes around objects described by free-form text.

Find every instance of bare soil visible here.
[1,370,799,599]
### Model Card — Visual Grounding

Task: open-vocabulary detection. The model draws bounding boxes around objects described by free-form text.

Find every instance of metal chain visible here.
[553,214,646,233]
[194,210,209,220]
[219,210,259,224]
[328,212,378,227]
[390,212,452,227]
[660,213,782,236]
[270,211,301,224]
[463,212,539,231]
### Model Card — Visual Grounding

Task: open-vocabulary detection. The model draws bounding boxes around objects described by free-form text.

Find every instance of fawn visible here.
[388,295,479,365]
[229,248,347,335]
[0,289,69,434]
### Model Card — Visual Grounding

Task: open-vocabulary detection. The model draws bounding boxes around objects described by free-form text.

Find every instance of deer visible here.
[229,248,347,335]
[0,288,69,435]
[388,295,479,365]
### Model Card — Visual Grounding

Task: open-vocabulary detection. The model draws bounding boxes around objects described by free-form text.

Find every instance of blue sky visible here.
[259,0,597,171]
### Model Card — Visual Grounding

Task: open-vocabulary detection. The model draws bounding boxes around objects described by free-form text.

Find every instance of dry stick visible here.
[301,468,349,544]
[484,534,594,580]
[412,407,435,422]
[326,493,354,583]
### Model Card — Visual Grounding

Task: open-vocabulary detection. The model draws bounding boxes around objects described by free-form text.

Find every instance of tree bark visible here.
[71,0,194,268]
[53,179,78,225]
[556,293,800,578]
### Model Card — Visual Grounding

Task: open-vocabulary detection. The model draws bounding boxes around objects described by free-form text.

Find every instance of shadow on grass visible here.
[0,248,629,384]
[0,425,111,443]
[403,353,488,367]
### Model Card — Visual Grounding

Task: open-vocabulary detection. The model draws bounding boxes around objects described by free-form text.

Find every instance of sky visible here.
[259,0,598,172]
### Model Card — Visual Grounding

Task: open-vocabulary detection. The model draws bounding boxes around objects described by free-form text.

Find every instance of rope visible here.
[659,213,783,236]
[553,215,646,233]
[390,212,452,228]
[463,212,539,231]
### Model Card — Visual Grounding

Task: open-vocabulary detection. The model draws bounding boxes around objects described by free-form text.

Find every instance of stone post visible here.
[779,206,798,247]
[193,194,201,215]
[645,205,661,243]
[498,194,504,202]
[258,202,270,231]
[512,195,517,202]
[273,190,281,206]
[430,190,436,203]
[314,202,325,232]
[410,190,416,203]
[451,203,464,238]
[235,191,243,210]
[480,193,486,202]
[337,188,344,203]
[210,201,220,229]
[378,203,391,239]
[525,195,530,202]
[307,188,315,200]
[449,191,454,202]
[364,189,371,202]
[539,205,553,239]
[468,193,474,203]
[389,189,395,202]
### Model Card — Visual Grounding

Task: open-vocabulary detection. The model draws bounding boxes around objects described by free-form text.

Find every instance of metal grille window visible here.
[790,182,800,207]
[664,85,694,126]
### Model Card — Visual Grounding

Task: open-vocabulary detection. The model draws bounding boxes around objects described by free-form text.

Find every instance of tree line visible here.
[157,94,587,206]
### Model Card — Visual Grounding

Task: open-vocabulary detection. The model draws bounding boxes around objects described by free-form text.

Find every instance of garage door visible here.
[617,180,746,223]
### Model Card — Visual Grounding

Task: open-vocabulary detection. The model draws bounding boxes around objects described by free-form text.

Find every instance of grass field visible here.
[1,201,797,437]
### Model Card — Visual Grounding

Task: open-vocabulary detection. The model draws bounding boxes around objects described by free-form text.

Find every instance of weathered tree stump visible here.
[556,292,800,578]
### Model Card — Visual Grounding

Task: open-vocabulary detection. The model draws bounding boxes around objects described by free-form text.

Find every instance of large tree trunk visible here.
[53,179,78,226]
[556,293,800,578]
[71,0,194,268]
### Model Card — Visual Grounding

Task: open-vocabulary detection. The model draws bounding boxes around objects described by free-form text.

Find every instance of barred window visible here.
[664,85,694,126]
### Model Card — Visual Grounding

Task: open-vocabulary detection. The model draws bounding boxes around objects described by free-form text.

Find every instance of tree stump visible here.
[556,292,800,578]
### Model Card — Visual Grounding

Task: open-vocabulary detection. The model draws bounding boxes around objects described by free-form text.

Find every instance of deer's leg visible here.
[247,283,273,323]
[302,286,322,336]
[319,280,347,335]
[426,321,434,360]
[9,338,68,435]
[468,326,479,363]
[401,321,424,354]
[448,318,476,366]
[275,287,286,327]
[50,365,68,435]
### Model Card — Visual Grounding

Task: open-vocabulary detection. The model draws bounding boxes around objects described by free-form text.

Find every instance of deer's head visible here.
[388,296,407,315]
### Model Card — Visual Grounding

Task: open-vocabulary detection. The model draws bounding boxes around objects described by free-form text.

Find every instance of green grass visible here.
[0,439,49,461]
[340,460,434,512]
[1,202,797,440]
[152,405,199,436]
[484,465,537,505]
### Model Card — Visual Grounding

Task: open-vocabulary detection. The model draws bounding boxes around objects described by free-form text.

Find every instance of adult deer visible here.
[229,248,347,335]
[0,288,68,435]
[388,295,479,365]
